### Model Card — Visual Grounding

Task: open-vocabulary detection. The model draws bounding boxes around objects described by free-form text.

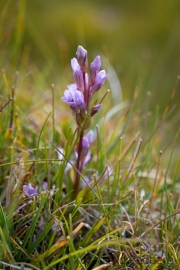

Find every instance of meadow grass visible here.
[0,63,180,270]
[0,2,180,270]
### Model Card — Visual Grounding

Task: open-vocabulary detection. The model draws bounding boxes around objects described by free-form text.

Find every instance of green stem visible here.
[74,129,84,198]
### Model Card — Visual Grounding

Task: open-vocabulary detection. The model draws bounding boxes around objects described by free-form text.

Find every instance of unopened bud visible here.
[76,46,88,73]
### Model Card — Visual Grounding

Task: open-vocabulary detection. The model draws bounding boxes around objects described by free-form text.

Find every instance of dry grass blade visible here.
[123,137,142,184]
[0,97,13,112]
[92,262,113,270]
[37,222,85,261]
[140,211,180,238]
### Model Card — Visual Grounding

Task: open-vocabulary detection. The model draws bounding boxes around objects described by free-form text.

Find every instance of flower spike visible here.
[61,45,107,196]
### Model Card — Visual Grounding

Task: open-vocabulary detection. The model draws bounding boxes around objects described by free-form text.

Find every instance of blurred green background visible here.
[1,0,180,111]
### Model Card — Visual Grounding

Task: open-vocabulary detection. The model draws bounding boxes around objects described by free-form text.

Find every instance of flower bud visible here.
[43,181,48,191]
[90,70,107,95]
[82,137,89,151]
[76,46,88,73]
[89,56,101,86]
[91,104,102,116]
[71,58,84,91]
[86,130,94,144]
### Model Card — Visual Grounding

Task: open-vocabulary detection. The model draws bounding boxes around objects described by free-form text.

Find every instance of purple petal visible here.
[82,137,89,151]
[67,83,78,91]
[75,150,91,168]
[61,89,85,113]
[89,56,101,86]
[85,73,89,92]
[90,70,107,95]
[71,57,80,72]
[43,181,48,191]
[76,46,88,72]
[71,58,84,91]
[81,131,94,155]
[83,151,91,167]
[23,183,38,197]
[86,130,94,144]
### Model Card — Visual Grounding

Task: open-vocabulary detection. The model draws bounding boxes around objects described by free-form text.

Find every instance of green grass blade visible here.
[17,193,48,260]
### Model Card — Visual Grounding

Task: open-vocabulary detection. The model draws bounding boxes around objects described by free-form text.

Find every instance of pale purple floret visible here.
[52,221,61,234]
[75,130,94,167]
[76,45,88,73]
[82,130,94,154]
[90,70,107,95]
[91,104,102,116]
[71,58,84,91]
[82,136,89,151]
[75,150,91,168]
[42,181,48,191]
[23,183,38,197]
[85,73,89,92]
[67,83,77,91]
[83,151,91,165]
[89,56,101,86]
[61,86,85,113]
[86,130,94,144]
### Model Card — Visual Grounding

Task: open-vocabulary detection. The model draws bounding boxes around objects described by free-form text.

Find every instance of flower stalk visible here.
[74,129,84,197]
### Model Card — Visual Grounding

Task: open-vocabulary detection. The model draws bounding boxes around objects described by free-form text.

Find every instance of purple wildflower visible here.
[62,46,107,124]
[52,221,61,234]
[61,85,85,114]
[90,70,107,95]
[23,183,38,197]
[61,46,108,196]
[76,45,88,73]
[89,56,101,86]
